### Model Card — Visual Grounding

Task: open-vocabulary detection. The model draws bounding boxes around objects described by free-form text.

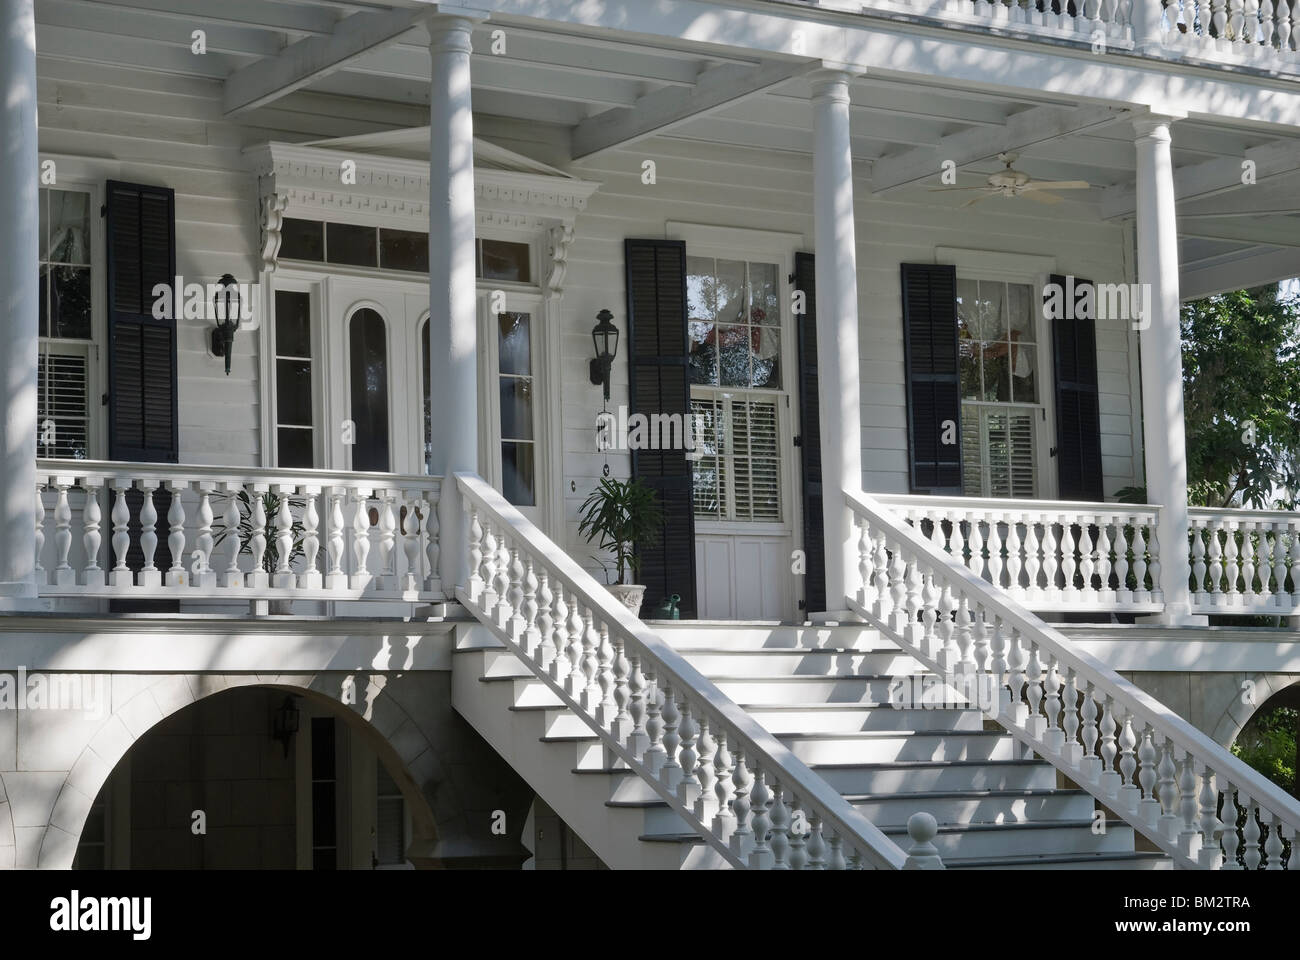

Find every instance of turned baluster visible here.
[904,558,923,636]
[1212,0,1229,41]
[769,782,790,870]
[520,556,540,651]
[1279,0,1294,51]
[1080,682,1100,781]
[423,495,440,593]
[1062,668,1080,763]
[1272,523,1289,608]
[890,542,909,631]
[1156,737,1180,838]
[1137,725,1161,825]
[1023,518,1041,596]
[466,506,484,602]
[677,698,699,800]
[1207,521,1224,597]
[1245,0,1261,43]
[193,484,215,588]
[1096,520,1113,598]
[272,487,294,588]
[694,716,716,822]
[580,609,601,709]
[747,766,771,868]
[920,567,940,658]
[937,583,959,671]
[1240,520,1257,601]
[299,489,321,589]
[110,482,133,587]
[161,482,186,586]
[712,730,735,837]
[989,614,1008,680]
[1078,520,1096,595]
[1024,643,1045,738]
[326,492,346,591]
[967,513,985,579]
[986,517,1005,590]
[1191,524,1208,601]
[52,482,75,585]
[1041,521,1059,598]
[1199,767,1223,867]
[33,483,46,585]
[954,594,975,671]
[1243,799,1262,869]
[786,797,807,869]
[494,534,511,620]
[1060,519,1078,597]
[1224,522,1241,602]
[82,480,104,585]
[479,519,499,610]
[348,492,370,591]
[856,519,872,606]
[1228,0,1245,42]
[1004,515,1022,593]
[643,667,667,774]
[1113,520,1131,602]
[1043,655,1064,751]
[1220,786,1242,869]
[1099,694,1120,796]
[373,492,397,590]
[564,594,585,696]
[805,814,826,869]
[1289,823,1300,870]
[729,748,753,857]
[534,569,553,668]
[596,621,616,724]
[506,545,526,636]
[1006,628,1028,725]
[222,489,242,588]
[611,634,632,741]
[972,601,990,672]
[1265,812,1284,869]
[1131,523,1148,600]
[1117,710,1140,810]
[1290,521,1300,606]
[138,484,161,587]
[627,652,648,756]
[657,680,682,790]
[1179,754,1202,854]
[399,494,419,593]
[549,582,569,681]
[872,531,890,619]
[247,488,269,588]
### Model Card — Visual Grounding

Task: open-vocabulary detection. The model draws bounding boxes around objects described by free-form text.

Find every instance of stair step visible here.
[878,819,1135,858]
[653,622,887,651]
[680,649,925,677]
[845,788,1097,826]
[775,730,1017,763]
[945,850,1172,870]
[739,703,985,733]
[712,676,909,705]
[809,758,1057,794]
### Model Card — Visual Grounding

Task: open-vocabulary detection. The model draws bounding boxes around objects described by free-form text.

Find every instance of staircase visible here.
[454,620,1169,869]
[447,472,1300,871]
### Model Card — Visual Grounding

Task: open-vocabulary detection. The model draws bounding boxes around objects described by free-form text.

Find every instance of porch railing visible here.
[848,487,1300,869]
[875,494,1164,614]
[1190,506,1300,616]
[35,459,443,602]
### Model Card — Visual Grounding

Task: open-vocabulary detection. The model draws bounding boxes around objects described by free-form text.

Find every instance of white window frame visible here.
[937,247,1058,500]
[262,275,326,469]
[37,179,106,462]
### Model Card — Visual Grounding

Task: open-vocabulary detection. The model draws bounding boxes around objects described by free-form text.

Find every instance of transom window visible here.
[274,290,315,469]
[687,257,782,389]
[957,278,1039,498]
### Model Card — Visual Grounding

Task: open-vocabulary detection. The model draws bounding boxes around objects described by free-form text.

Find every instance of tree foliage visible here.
[1181,284,1300,508]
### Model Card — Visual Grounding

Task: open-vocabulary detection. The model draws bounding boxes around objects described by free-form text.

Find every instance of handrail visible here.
[846,486,1300,869]
[37,458,440,491]
[455,471,920,870]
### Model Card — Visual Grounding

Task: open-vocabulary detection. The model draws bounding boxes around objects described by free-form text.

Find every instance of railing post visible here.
[902,812,945,869]
[1132,0,1168,52]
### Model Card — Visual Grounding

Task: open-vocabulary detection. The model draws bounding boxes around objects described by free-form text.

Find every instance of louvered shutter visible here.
[901,263,962,494]
[793,252,826,613]
[106,181,178,463]
[625,239,697,619]
[731,399,780,522]
[1048,274,1104,501]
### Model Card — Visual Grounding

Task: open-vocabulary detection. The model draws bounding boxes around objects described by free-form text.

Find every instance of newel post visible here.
[902,812,945,869]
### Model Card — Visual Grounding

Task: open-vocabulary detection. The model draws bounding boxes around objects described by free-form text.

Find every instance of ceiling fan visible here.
[932,153,1091,207]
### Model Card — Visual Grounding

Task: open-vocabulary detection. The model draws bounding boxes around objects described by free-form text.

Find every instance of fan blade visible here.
[960,194,990,208]
[1023,189,1063,205]
[1022,180,1092,191]
[927,186,997,192]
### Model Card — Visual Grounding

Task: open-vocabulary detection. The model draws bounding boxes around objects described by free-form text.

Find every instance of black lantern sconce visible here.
[588,308,619,403]
[210,273,241,376]
[271,695,300,759]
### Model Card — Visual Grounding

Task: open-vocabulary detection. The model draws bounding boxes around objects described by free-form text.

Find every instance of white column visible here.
[811,69,863,616]
[427,14,480,598]
[1133,113,1195,623]
[0,0,39,601]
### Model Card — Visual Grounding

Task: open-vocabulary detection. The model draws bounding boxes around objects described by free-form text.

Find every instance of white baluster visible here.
[164,481,188,587]
[246,487,269,589]
[1240,519,1257,603]
[51,481,75,587]
[374,491,397,592]
[399,493,419,594]
[1113,517,1131,605]
[1004,515,1023,595]
[33,482,46,586]
[137,483,161,587]
[1278,0,1294,51]
[986,517,1005,590]
[81,479,105,586]
[1224,521,1241,605]
[1095,518,1113,602]
[423,493,441,596]
[1041,520,1059,600]
[1131,522,1148,603]
[221,486,243,589]
[1023,518,1041,597]
[301,488,322,590]
[194,482,217,589]
[349,490,372,591]
[1060,517,1078,600]
[1191,522,1207,604]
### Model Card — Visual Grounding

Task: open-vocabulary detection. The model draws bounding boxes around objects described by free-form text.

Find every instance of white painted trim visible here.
[934,246,1057,279]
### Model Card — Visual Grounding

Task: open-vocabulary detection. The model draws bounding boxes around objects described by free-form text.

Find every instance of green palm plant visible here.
[212,489,306,573]
[577,477,663,585]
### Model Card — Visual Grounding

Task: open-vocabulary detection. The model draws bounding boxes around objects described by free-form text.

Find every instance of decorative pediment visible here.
[247,139,600,272]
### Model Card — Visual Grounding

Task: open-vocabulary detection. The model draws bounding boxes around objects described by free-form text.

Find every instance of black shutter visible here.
[901,263,962,494]
[105,182,178,596]
[1049,274,1104,501]
[106,180,178,463]
[625,239,697,619]
[794,252,825,614]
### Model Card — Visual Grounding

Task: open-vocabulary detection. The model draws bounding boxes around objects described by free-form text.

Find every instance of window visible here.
[38,187,94,460]
[311,716,338,870]
[496,311,535,506]
[274,290,315,469]
[957,279,1039,498]
[348,308,390,473]
[477,238,530,283]
[375,759,407,867]
[687,256,784,522]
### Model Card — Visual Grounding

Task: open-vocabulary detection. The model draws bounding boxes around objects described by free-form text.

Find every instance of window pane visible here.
[981,348,1011,402]
[959,339,982,400]
[499,377,534,441]
[717,324,751,387]
[422,319,432,473]
[748,261,780,326]
[47,191,90,265]
[1010,346,1037,403]
[276,359,313,427]
[43,266,92,339]
[972,281,1005,341]
[501,441,535,506]
[379,228,429,273]
[37,353,89,460]
[280,218,324,261]
[715,259,745,324]
[479,239,530,282]
[687,257,716,323]
[1007,283,1034,343]
[688,322,717,385]
[348,308,390,472]
[327,222,377,267]
[497,312,531,376]
[277,427,314,470]
[752,325,781,389]
[275,291,312,357]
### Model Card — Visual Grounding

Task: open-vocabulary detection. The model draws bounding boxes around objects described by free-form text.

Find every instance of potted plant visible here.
[577,476,662,614]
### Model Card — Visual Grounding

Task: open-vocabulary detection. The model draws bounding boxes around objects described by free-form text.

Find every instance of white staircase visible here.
[453,620,1168,869]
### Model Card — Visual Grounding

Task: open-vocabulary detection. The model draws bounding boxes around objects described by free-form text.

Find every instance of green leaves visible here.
[1181,284,1300,509]
[576,476,663,585]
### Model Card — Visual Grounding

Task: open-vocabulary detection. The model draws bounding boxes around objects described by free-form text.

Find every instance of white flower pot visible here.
[607,583,647,616]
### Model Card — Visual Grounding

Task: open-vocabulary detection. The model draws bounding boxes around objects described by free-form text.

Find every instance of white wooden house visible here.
[1,0,1300,870]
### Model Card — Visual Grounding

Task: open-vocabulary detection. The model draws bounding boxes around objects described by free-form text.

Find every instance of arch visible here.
[347,304,392,473]
[1210,673,1300,748]
[34,672,444,869]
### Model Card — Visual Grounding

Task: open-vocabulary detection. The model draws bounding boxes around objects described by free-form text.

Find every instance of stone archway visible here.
[30,671,446,869]
[1209,673,1300,749]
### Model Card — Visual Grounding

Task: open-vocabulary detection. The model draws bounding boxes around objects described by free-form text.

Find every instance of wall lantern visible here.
[588,308,619,402]
[271,695,300,759]
[210,273,241,376]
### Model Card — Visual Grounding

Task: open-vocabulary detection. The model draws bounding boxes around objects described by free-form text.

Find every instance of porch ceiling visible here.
[34,0,1300,289]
